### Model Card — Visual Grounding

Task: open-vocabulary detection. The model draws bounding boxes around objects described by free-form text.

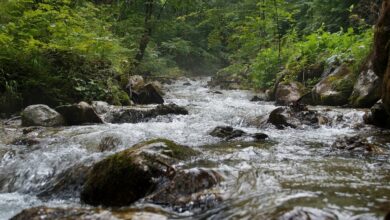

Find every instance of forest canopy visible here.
[0,0,379,115]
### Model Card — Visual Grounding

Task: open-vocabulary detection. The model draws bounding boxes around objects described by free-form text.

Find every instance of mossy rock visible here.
[312,64,355,106]
[80,139,199,207]
[275,81,306,105]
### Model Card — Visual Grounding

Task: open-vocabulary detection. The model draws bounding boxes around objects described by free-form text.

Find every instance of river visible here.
[0,78,389,219]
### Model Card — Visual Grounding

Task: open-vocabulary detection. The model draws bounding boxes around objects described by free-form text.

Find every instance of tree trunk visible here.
[133,0,154,68]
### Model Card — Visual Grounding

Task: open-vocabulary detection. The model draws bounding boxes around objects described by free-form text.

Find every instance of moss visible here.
[132,138,200,160]
[81,138,200,207]
[81,152,154,207]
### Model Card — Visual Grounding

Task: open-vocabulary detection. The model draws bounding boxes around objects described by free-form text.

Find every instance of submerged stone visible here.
[11,206,116,220]
[210,126,246,140]
[332,136,385,155]
[147,168,223,211]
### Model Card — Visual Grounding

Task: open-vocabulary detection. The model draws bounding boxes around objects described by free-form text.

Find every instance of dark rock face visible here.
[275,82,305,106]
[365,101,390,128]
[311,65,354,106]
[373,1,390,118]
[266,106,323,129]
[108,104,188,124]
[21,105,65,127]
[56,102,103,125]
[350,61,381,108]
[132,84,164,105]
[80,139,201,207]
[210,126,246,140]
[11,206,114,220]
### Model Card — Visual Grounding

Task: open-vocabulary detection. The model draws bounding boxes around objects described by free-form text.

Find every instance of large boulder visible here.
[350,61,381,108]
[108,104,188,124]
[364,101,390,128]
[80,139,200,207]
[275,82,305,106]
[21,105,65,127]
[132,84,164,105]
[373,1,390,116]
[266,106,326,129]
[311,65,355,106]
[56,102,103,125]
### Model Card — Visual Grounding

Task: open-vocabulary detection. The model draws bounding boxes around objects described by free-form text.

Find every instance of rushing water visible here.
[0,78,389,219]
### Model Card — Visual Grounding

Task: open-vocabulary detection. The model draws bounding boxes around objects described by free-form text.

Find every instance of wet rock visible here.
[275,82,305,106]
[279,207,337,220]
[81,139,200,207]
[11,206,115,220]
[350,61,381,108]
[132,84,164,105]
[364,101,390,128]
[98,136,122,152]
[210,126,246,140]
[147,168,222,211]
[332,136,385,154]
[108,104,188,124]
[56,102,103,125]
[38,164,92,200]
[183,82,192,86]
[267,107,299,129]
[312,65,355,106]
[21,105,65,127]
[252,133,269,141]
[91,101,111,115]
[266,106,323,129]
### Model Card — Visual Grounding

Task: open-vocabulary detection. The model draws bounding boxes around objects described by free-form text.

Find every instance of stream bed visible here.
[0,78,389,219]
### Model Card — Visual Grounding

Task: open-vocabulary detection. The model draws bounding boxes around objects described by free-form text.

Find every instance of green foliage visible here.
[0,0,378,115]
[0,0,130,112]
